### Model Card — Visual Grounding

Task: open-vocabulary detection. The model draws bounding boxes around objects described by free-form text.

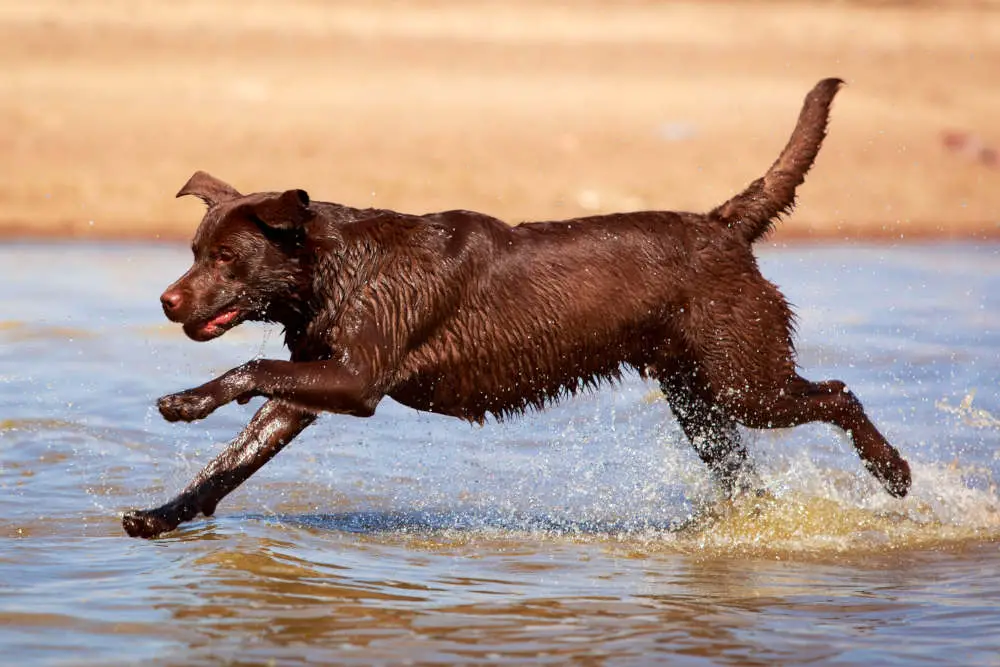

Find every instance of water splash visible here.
[655,452,1000,559]
[936,389,1000,430]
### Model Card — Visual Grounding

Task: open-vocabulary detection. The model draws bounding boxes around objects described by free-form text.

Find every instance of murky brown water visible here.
[1,242,999,665]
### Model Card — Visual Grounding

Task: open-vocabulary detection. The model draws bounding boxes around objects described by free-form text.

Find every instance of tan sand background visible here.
[1,0,998,242]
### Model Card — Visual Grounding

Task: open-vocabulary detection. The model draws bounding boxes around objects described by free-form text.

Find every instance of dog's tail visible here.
[711,78,844,244]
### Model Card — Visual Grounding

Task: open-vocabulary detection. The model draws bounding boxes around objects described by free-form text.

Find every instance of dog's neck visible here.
[274,217,363,358]
[272,203,413,359]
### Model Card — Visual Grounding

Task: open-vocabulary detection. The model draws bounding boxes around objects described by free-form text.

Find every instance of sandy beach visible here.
[1,0,998,241]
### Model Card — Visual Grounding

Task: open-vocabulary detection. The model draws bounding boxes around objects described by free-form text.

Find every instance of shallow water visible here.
[1,241,998,665]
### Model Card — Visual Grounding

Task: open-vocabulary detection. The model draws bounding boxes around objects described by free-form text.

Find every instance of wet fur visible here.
[123,79,911,539]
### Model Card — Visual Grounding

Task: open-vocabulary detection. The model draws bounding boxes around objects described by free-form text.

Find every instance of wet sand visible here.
[1,0,998,242]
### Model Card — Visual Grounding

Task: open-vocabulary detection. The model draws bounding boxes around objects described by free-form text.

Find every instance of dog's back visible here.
[384,209,694,420]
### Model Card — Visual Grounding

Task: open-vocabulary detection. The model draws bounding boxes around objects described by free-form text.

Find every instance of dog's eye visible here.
[215,248,236,265]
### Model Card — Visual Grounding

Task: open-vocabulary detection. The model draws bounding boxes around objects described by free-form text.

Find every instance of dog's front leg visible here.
[157,362,262,422]
[123,399,316,538]
[158,359,380,422]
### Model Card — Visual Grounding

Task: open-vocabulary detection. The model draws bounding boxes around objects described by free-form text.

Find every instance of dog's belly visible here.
[389,318,683,422]
[388,359,612,423]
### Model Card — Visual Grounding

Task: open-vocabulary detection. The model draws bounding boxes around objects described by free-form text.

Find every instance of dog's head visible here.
[161,171,314,341]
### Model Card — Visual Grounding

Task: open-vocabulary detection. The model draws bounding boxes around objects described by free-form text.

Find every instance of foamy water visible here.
[1,242,998,665]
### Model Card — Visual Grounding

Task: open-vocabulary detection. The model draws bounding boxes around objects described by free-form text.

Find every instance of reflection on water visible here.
[0,242,999,665]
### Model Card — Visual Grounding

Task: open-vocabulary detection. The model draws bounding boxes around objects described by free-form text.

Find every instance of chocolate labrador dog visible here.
[123,78,910,538]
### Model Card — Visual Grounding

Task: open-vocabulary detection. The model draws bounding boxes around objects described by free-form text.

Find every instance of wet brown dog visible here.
[123,78,911,538]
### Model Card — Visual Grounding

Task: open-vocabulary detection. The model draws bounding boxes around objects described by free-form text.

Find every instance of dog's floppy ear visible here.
[176,171,242,207]
[250,189,313,230]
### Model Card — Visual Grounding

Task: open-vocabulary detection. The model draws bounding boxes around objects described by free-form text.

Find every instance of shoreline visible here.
[2,219,996,245]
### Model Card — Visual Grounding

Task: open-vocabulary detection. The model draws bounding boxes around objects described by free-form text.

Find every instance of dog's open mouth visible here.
[184,307,243,341]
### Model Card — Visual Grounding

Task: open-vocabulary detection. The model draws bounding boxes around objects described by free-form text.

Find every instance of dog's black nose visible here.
[160,289,183,316]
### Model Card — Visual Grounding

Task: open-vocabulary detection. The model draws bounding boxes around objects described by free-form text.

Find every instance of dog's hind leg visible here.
[727,376,911,497]
[122,400,316,538]
[656,367,759,497]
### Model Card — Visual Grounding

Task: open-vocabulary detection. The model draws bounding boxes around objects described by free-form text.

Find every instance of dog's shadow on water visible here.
[244,508,693,538]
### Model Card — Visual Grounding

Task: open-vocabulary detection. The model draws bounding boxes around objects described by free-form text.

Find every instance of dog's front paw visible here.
[122,507,179,539]
[158,389,219,422]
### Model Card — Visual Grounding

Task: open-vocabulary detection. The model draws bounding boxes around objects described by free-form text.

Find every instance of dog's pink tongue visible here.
[204,308,238,332]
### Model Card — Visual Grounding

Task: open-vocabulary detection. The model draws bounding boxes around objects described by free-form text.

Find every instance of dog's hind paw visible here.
[157,389,218,422]
[868,454,912,498]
